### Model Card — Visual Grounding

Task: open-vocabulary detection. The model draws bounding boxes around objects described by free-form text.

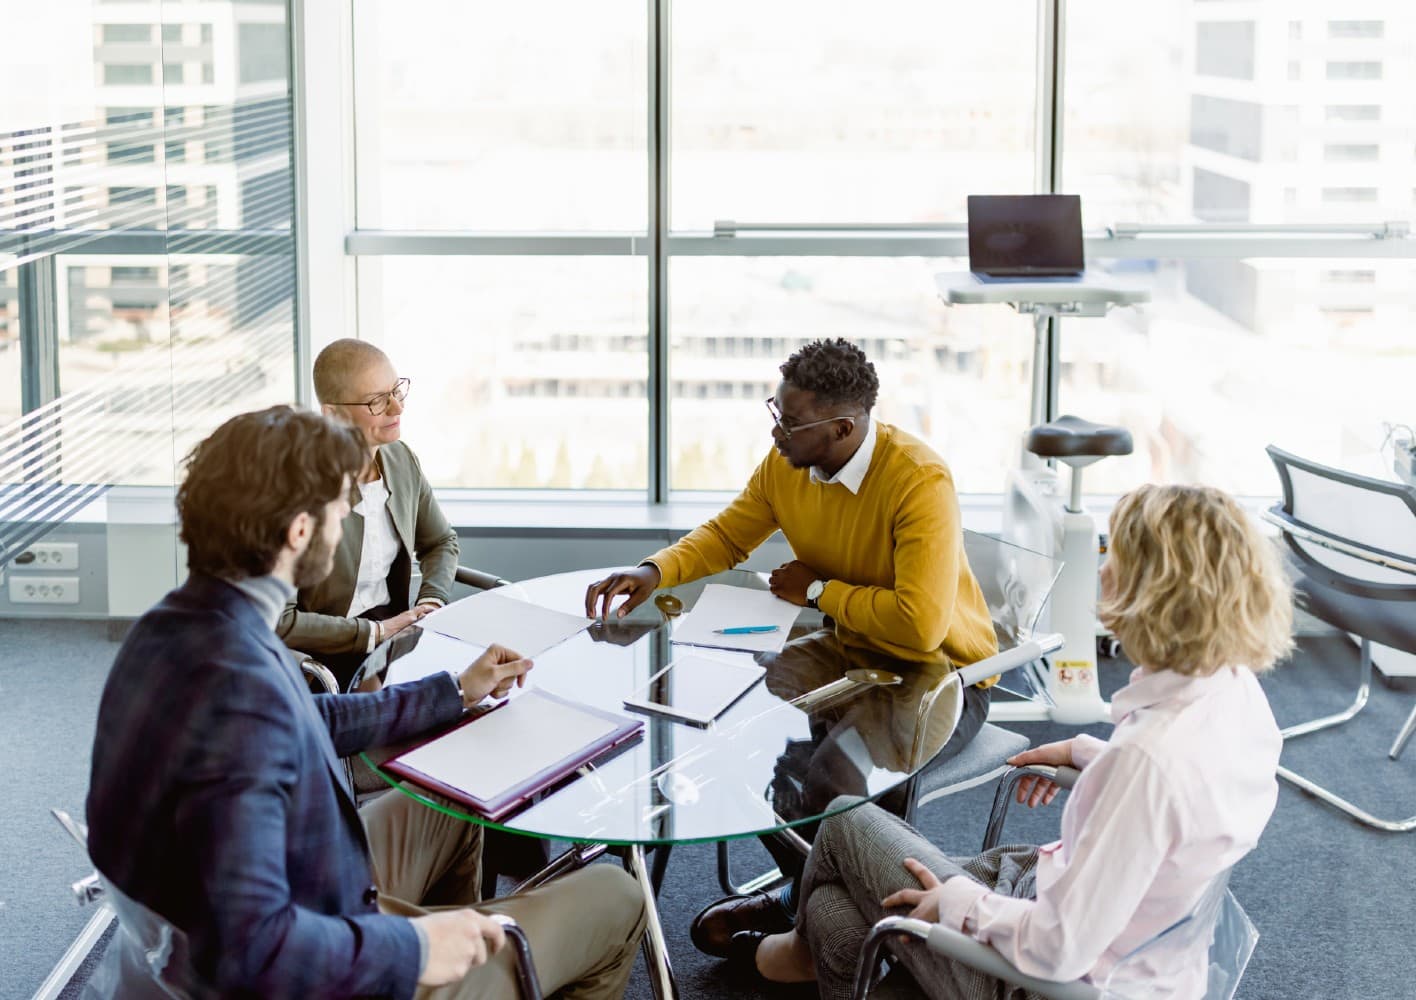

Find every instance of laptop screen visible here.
[967,194,1085,276]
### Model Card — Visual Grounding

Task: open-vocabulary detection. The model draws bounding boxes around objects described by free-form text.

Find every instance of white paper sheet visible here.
[669,583,800,653]
[418,588,591,657]
[383,643,486,689]
[395,689,618,802]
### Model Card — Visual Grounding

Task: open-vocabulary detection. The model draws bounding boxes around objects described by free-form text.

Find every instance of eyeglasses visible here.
[335,377,410,416]
[764,397,855,440]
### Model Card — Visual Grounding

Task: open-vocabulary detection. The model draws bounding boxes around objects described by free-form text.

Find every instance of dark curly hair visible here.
[779,338,879,411]
[177,406,366,579]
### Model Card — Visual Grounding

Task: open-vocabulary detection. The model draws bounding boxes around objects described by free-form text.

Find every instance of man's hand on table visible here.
[768,559,821,606]
[584,564,662,619]
[458,644,534,707]
[413,909,507,986]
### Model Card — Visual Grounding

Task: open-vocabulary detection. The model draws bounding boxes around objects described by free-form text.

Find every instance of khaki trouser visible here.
[362,788,647,999]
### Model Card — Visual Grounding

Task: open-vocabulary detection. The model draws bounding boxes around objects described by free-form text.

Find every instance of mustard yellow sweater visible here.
[646,423,998,671]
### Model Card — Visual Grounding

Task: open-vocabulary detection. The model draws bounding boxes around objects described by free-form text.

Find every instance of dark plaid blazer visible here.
[88,573,464,998]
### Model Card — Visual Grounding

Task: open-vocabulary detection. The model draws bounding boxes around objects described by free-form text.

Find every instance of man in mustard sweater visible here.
[584,338,998,956]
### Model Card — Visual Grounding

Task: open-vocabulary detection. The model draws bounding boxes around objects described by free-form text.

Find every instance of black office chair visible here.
[1263,446,1416,833]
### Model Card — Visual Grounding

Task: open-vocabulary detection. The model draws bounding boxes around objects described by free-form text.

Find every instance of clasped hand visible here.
[767,559,821,606]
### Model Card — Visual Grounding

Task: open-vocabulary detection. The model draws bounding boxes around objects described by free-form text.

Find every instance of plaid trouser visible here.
[798,799,1044,1000]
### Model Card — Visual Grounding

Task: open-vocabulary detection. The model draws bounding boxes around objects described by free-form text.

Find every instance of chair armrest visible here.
[298,657,340,696]
[922,924,1102,1000]
[955,633,1066,688]
[489,915,544,1000]
[1262,507,1416,576]
[455,565,512,590]
[851,917,1101,1000]
[982,765,1081,851]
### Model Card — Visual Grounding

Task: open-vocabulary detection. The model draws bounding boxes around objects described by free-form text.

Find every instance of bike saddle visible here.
[1025,414,1133,459]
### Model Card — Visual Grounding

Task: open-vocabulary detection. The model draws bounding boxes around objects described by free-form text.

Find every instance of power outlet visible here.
[8,575,81,604]
[15,542,79,571]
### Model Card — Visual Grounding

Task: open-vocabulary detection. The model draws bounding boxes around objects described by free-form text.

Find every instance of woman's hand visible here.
[880,858,948,922]
[1006,739,1075,808]
[379,605,434,641]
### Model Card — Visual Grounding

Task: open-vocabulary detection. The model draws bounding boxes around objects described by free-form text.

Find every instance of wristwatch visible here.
[805,579,826,610]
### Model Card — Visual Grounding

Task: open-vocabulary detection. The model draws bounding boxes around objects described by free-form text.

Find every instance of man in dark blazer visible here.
[87,406,644,999]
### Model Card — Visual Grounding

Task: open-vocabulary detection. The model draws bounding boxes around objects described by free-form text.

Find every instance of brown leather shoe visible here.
[690,891,795,957]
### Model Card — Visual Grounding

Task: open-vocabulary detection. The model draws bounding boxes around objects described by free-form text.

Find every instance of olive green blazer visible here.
[276,440,459,656]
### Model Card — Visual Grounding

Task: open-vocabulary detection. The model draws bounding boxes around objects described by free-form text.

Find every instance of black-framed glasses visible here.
[764,397,854,440]
[335,377,410,416]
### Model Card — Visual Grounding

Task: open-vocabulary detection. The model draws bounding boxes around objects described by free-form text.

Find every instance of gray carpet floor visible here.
[2,617,1413,999]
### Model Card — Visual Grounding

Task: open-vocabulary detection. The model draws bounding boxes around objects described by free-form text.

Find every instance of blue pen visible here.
[712,625,781,635]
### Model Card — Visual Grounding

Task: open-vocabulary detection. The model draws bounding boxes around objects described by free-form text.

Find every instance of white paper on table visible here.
[394,689,617,802]
[669,583,799,653]
[418,589,591,657]
[384,640,487,688]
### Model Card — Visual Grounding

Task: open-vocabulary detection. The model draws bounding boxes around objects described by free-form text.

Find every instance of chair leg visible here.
[1274,639,1416,831]
[715,839,787,896]
[649,843,672,896]
[1389,701,1416,761]
[1277,765,1416,833]
[510,843,608,894]
[1281,639,1372,740]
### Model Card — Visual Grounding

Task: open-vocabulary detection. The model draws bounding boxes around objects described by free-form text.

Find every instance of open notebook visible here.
[383,688,643,821]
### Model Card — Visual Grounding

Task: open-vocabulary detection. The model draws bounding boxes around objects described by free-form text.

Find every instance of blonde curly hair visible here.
[1098,484,1294,675]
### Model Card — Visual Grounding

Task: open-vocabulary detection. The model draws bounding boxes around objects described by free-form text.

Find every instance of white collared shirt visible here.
[937,664,1281,993]
[347,477,400,619]
[809,417,877,494]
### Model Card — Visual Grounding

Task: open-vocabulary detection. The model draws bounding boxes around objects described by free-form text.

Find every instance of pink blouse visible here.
[937,665,1281,995]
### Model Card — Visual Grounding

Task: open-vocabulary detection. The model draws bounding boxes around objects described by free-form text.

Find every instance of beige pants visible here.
[362,788,647,999]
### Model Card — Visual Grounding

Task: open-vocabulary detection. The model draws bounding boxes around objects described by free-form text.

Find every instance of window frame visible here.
[323,0,1416,506]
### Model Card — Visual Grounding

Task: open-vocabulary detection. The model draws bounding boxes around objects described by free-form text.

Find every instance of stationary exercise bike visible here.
[934,263,1149,725]
[1000,415,1133,724]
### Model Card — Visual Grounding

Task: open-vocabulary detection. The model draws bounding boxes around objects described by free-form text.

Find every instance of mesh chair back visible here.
[1268,446,1416,588]
[1100,868,1257,1000]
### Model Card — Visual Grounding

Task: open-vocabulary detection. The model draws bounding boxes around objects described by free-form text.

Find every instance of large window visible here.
[1,0,298,536]
[345,2,1415,501]
[668,257,1035,492]
[351,2,647,231]
[670,0,1036,228]
[356,256,648,490]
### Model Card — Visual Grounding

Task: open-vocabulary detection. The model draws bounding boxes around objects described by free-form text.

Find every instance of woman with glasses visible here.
[277,338,459,689]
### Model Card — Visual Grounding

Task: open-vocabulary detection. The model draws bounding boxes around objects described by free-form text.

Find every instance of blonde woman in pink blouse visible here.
[734,484,1294,1000]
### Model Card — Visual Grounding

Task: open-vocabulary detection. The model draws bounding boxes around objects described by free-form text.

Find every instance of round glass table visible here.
[357,568,965,999]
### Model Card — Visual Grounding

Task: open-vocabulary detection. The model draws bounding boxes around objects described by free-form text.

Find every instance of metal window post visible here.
[1036,0,1065,423]
[17,250,60,413]
[647,0,671,503]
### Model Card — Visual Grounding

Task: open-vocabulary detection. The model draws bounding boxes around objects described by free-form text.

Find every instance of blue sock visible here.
[777,881,797,917]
